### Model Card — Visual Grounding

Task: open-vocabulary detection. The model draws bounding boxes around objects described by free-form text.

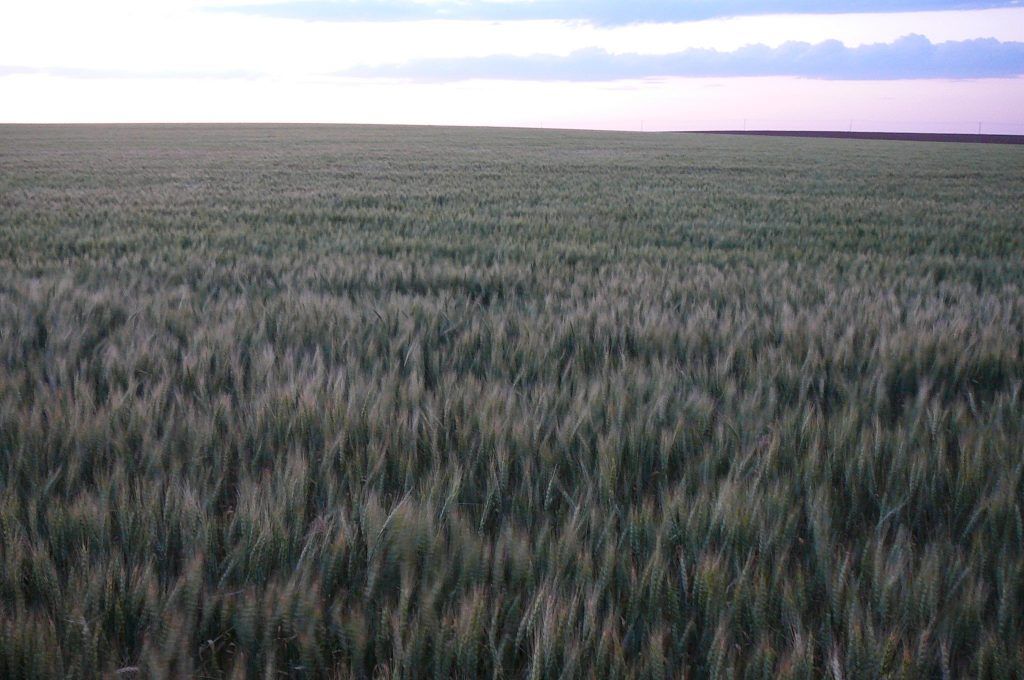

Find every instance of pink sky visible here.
[1,1,1022,132]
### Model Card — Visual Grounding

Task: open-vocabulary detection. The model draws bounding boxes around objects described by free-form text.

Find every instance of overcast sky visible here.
[2,0,1023,131]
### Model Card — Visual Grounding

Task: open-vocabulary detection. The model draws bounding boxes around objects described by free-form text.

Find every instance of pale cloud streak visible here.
[215,0,1023,25]
[0,65,260,80]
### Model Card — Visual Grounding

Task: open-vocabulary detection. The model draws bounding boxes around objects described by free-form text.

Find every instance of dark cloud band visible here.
[338,35,1024,81]
[216,0,1021,25]
[6,36,1020,83]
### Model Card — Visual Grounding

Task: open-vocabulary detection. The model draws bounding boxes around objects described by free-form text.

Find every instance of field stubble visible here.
[1,124,1023,677]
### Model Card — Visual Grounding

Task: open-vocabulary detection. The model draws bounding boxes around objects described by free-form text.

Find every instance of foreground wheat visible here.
[1,124,1022,678]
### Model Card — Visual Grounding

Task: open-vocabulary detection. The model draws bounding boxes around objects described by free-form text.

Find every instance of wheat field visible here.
[1,124,1022,678]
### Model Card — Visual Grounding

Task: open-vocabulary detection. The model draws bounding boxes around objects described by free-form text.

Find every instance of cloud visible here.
[337,35,1024,81]
[214,0,1022,25]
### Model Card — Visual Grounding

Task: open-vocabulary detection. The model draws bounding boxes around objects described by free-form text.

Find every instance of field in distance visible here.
[1,124,1022,678]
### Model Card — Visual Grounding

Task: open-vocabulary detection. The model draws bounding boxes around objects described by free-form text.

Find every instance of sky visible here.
[1,0,1023,132]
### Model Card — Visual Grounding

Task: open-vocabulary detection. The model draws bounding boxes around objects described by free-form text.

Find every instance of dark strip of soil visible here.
[683,130,1024,145]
